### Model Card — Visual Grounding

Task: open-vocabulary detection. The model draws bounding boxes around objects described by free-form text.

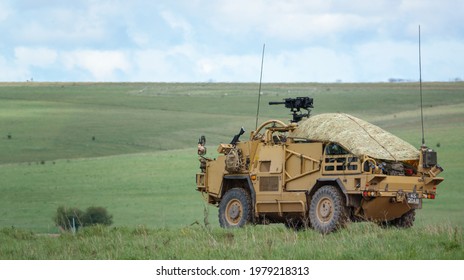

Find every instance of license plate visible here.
[407,193,420,204]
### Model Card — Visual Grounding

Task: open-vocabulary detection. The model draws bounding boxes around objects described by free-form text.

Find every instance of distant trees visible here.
[388,78,412,83]
[54,206,113,232]
[388,77,463,83]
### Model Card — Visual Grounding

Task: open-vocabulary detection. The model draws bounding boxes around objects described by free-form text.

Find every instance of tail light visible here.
[425,193,435,199]
[362,191,377,197]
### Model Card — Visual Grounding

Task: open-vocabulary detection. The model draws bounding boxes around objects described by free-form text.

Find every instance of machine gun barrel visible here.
[268,96,314,123]
[230,127,245,145]
[269,101,286,105]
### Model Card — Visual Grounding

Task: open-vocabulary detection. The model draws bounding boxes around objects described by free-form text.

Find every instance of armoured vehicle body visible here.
[195,98,444,233]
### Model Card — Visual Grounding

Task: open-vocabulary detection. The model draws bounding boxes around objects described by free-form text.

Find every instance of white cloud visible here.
[0,1,12,22]
[127,30,151,48]
[208,0,383,41]
[160,10,193,38]
[14,47,58,67]
[194,54,261,82]
[0,47,59,81]
[207,0,464,46]
[422,40,464,81]
[11,1,128,47]
[351,41,417,81]
[0,55,29,81]
[129,44,202,81]
[61,50,131,81]
[0,0,462,82]
[130,49,177,81]
[259,48,355,82]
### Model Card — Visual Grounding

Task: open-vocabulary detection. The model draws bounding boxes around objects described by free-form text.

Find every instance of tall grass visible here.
[0,223,462,260]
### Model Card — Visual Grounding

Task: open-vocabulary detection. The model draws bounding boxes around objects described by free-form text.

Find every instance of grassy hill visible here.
[0,82,463,259]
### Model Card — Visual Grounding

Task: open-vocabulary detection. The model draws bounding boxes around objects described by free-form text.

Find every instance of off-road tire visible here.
[309,185,349,234]
[390,209,416,228]
[218,188,252,228]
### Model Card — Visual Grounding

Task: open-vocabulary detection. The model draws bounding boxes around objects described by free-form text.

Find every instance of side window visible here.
[325,143,348,155]
[323,143,360,173]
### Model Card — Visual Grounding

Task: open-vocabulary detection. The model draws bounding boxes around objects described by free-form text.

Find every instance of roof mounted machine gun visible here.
[269,97,314,123]
[230,127,245,146]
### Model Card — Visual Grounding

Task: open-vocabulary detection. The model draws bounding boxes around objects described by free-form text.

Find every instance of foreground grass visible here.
[0,223,462,260]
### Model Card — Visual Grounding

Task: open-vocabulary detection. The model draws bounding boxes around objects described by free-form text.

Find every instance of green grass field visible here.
[0,82,463,259]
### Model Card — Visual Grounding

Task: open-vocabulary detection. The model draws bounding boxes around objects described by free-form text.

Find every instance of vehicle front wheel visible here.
[309,185,349,234]
[218,188,252,228]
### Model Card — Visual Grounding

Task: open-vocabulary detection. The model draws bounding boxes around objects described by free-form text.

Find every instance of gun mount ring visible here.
[252,119,287,140]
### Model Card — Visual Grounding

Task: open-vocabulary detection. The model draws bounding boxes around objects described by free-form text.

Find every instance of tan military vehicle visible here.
[195,97,444,233]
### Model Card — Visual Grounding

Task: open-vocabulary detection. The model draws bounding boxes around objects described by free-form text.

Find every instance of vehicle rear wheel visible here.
[218,188,252,228]
[309,185,349,234]
[390,209,416,228]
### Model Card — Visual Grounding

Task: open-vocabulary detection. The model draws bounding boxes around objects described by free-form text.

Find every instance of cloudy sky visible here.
[0,0,463,82]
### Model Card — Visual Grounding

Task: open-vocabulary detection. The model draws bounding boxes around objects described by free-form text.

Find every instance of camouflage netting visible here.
[288,113,420,161]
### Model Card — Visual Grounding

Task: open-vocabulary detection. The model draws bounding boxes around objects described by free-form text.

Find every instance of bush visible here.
[54,206,84,231]
[54,206,113,232]
[82,206,113,227]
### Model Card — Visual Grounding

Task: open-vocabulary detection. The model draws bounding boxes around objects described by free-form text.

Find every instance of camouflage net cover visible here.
[288,113,420,161]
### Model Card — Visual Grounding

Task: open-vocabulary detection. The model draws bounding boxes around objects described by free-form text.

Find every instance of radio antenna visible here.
[255,43,266,130]
[418,25,425,146]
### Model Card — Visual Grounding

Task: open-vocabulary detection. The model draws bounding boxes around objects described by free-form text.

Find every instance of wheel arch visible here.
[221,175,256,210]
[307,178,350,206]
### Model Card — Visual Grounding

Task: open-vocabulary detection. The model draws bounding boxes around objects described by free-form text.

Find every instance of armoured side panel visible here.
[206,155,226,195]
[281,191,307,213]
[253,144,283,213]
[284,142,322,191]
